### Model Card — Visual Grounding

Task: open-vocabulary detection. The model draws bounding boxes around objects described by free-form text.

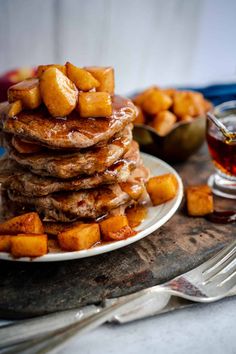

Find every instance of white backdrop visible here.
[0,0,235,94]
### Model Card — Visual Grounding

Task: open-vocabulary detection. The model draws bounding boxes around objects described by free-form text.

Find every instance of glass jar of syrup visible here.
[207,100,236,199]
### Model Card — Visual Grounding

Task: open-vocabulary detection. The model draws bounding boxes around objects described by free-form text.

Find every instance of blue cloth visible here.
[185,83,236,105]
[0,83,236,157]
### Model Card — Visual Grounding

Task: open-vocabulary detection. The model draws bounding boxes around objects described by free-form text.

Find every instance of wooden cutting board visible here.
[0,146,235,319]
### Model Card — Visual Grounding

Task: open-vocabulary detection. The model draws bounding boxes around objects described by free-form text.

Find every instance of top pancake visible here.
[1,95,137,149]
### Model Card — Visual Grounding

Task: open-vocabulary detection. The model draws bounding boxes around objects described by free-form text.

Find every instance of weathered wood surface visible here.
[0,146,235,319]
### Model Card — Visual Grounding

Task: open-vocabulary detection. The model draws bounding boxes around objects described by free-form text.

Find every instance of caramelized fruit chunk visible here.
[173,91,205,119]
[78,92,112,117]
[8,100,22,117]
[106,225,136,241]
[186,185,214,216]
[0,212,44,235]
[132,86,159,106]
[40,68,78,117]
[152,111,177,136]
[0,236,12,252]
[126,205,147,228]
[66,62,100,91]
[85,66,114,94]
[11,234,48,257]
[37,64,66,77]
[120,182,144,200]
[99,215,129,241]
[58,223,100,251]
[146,174,178,206]
[8,78,41,109]
[142,89,172,115]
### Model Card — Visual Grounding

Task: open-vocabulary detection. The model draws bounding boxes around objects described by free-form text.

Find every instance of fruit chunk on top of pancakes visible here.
[0,62,179,257]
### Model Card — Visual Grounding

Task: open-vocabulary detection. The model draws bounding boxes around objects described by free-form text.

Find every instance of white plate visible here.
[0,153,183,262]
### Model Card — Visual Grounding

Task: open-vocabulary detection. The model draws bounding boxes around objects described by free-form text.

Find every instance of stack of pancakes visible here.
[0,95,149,227]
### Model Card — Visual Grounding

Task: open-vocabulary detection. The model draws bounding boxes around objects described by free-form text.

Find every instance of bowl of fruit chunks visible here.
[132,86,212,162]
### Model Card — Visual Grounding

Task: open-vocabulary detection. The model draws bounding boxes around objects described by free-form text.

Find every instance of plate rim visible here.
[0,153,183,262]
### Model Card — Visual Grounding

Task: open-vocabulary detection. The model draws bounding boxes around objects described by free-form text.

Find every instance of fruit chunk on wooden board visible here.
[85,66,115,94]
[0,212,44,235]
[37,64,66,77]
[11,234,48,257]
[99,215,135,241]
[8,78,41,109]
[186,185,214,216]
[58,223,100,251]
[146,173,178,206]
[78,92,112,117]
[66,62,100,91]
[40,67,78,117]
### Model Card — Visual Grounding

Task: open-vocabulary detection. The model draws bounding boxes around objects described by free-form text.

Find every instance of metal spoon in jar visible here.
[207,112,236,143]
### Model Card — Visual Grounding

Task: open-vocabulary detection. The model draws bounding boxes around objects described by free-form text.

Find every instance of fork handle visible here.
[8,286,168,354]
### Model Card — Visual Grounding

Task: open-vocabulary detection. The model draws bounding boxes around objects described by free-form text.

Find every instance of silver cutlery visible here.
[1,239,236,354]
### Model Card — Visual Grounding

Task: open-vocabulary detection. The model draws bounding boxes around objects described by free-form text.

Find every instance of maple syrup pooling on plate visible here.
[207,115,236,176]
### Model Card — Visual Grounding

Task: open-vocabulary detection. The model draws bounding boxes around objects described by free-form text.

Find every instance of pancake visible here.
[8,124,133,178]
[3,141,140,196]
[7,184,133,222]
[7,161,149,222]
[1,95,137,149]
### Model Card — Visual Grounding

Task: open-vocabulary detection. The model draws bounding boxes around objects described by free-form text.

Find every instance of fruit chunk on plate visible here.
[40,67,78,117]
[146,174,178,206]
[8,78,41,109]
[100,215,136,241]
[11,234,48,258]
[58,223,100,251]
[66,62,100,91]
[85,66,115,94]
[78,92,112,117]
[0,212,44,235]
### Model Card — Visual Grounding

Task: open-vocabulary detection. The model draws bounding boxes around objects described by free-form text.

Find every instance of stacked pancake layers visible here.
[0,64,149,228]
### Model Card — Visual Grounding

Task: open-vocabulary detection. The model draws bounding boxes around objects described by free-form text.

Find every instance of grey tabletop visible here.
[55,297,236,354]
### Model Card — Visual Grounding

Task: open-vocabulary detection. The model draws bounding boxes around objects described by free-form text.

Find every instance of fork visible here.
[2,239,236,354]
